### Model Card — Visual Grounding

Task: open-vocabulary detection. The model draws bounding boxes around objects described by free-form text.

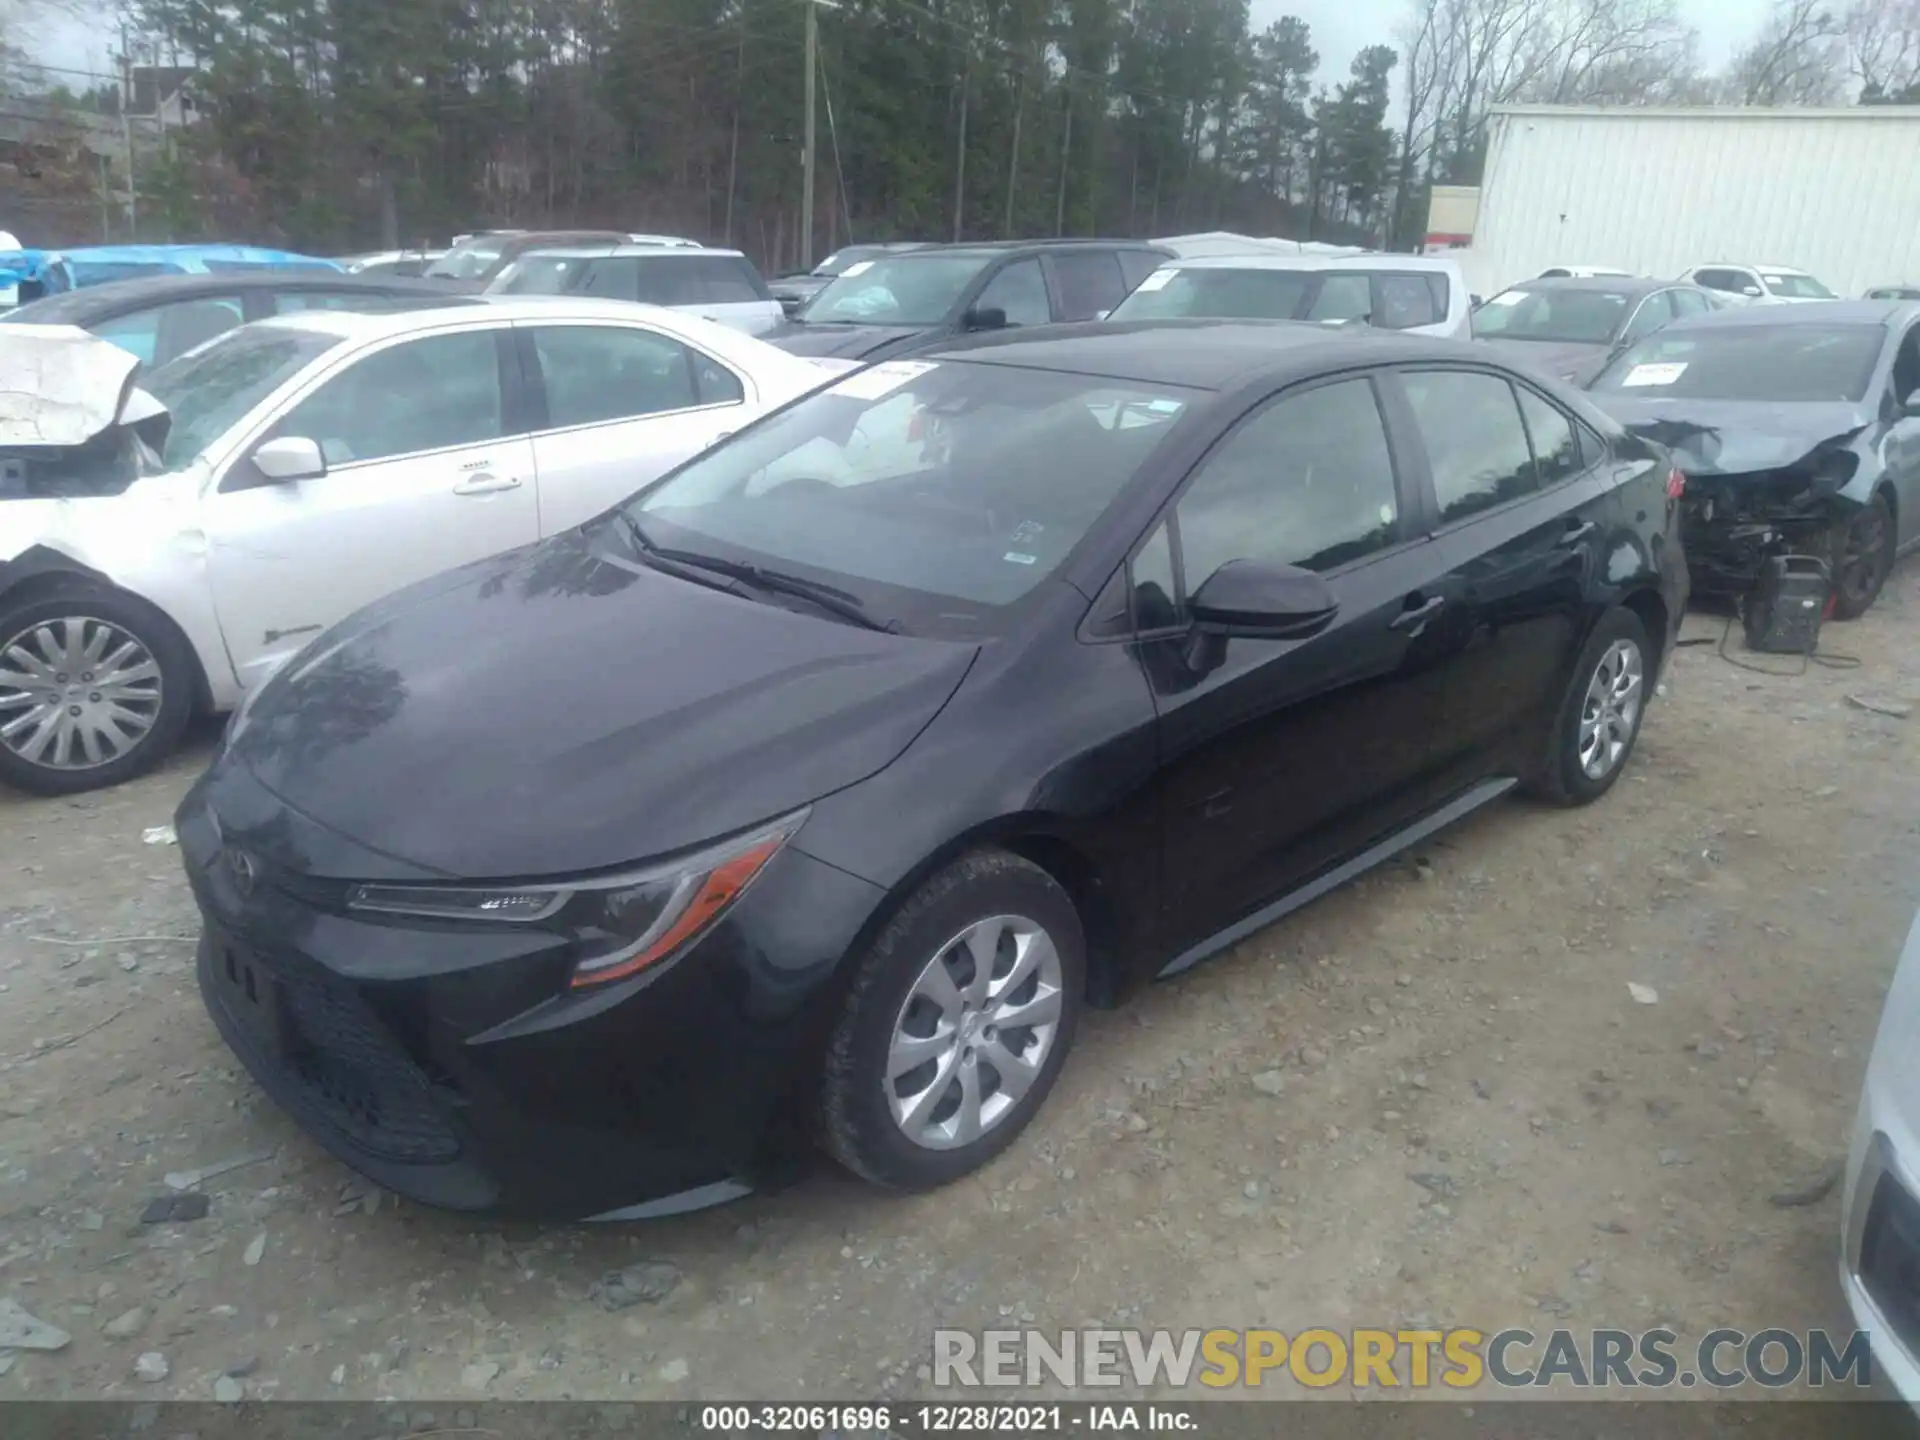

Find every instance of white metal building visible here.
[1459,105,1920,299]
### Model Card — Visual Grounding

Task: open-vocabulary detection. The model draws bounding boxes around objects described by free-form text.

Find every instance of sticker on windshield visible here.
[826,360,938,401]
[1003,552,1038,565]
[1486,290,1526,307]
[1621,362,1688,387]
[1133,269,1175,292]
[839,260,873,278]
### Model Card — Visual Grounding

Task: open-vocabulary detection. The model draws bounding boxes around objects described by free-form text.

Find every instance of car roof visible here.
[1500,276,1673,298]
[1661,299,1917,332]
[919,317,1484,390]
[513,244,750,260]
[1691,262,1811,275]
[5,270,459,321]
[1164,252,1459,274]
[869,240,1170,262]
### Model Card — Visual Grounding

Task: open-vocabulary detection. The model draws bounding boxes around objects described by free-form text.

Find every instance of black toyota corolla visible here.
[179,320,1688,1220]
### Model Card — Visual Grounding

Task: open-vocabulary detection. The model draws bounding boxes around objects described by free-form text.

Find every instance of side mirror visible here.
[252,435,328,483]
[1190,559,1339,640]
[1903,387,1920,417]
[1470,294,1485,310]
[963,305,1008,332]
[1741,285,1763,298]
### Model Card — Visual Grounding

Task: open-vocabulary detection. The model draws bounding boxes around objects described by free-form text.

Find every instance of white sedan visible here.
[0,299,842,793]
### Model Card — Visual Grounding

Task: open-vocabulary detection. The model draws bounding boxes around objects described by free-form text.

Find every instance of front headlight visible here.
[346,809,807,988]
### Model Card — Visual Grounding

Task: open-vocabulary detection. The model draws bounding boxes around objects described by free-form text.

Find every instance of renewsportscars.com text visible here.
[931,1327,1873,1391]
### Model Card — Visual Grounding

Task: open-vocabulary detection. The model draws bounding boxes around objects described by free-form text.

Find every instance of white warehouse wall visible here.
[1471,105,1920,298]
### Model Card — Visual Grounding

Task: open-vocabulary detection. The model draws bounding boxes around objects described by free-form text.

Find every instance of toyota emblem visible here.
[226,848,257,896]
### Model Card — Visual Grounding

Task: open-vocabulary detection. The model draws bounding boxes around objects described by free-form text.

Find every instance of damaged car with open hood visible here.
[1584,300,1920,618]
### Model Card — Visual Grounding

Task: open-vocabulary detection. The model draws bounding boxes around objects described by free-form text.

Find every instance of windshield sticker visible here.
[1146,398,1183,413]
[839,260,873,278]
[1621,362,1688,387]
[1487,291,1526,307]
[826,360,938,401]
[1003,552,1038,565]
[1133,269,1175,292]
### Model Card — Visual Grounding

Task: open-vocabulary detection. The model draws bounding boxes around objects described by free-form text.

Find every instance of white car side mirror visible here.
[252,435,328,484]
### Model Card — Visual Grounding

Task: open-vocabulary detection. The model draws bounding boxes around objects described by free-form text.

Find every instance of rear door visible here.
[1392,365,1615,776]
[517,319,751,529]
[202,325,539,689]
[1146,371,1465,945]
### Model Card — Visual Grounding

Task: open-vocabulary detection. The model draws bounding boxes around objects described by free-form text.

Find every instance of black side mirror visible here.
[963,305,1008,332]
[1190,559,1339,640]
[1903,387,1920,417]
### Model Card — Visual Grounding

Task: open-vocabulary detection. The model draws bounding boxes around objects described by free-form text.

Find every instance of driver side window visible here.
[1174,377,1400,583]
[974,259,1050,327]
[1622,291,1674,344]
[275,331,506,467]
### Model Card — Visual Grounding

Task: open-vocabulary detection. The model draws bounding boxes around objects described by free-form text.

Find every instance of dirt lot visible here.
[2,560,1918,1405]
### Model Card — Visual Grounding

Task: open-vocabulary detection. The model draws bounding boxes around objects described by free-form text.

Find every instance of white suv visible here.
[0,301,833,793]
[1105,253,1471,340]
[1681,263,1836,305]
[486,246,786,335]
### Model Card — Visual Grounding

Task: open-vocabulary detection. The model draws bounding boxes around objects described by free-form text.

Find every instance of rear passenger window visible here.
[1306,274,1371,323]
[1516,389,1582,487]
[1050,251,1127,321]
[1118,252,1165,292]
[691,349,746,406]
[1377,274,1439,330]
[1402,370,1536,523]
[688,256,769,304]
[1176,377,1399,578]
[579,258,643,302]
[531,325,699,427]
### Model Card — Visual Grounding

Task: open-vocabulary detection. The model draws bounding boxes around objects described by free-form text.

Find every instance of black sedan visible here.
[1,271,473,368]
[1585,300,1920,616]
[1472,276,1721,385]
[178,321,1688,1220]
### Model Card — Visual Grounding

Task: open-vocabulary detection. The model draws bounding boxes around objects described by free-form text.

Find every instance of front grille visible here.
[1860,1170,1920,1356]
[214,940,460,1166]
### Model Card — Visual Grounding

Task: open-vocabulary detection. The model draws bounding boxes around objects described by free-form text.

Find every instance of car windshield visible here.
[815,247,881,277]
[425,237,508,280]
[1762,272,1834,299]
[627,359,1196,633]
[1589,324,1884,402]
[1471,287,1629,343]
[1109,268,1314,321]
[798,254,993,325]
[143,325,342,469]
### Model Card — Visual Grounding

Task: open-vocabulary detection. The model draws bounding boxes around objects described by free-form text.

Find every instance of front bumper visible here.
[178,767,886,1220]
[1677,484,1839,595]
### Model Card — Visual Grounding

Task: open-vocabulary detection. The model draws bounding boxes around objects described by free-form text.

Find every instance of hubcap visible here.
[0,617,163,771]
[1577,638,1643,781]
[886,914,1064,1151]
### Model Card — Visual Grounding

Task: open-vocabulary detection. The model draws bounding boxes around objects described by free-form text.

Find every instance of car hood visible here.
[222,527,978,879]
[1583,396,1873,475]
[764,322,931,359]
[1476,338,1611,384]
[0,323,169,453]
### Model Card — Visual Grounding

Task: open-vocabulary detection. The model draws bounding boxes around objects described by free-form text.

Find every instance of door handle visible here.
[1390,595,1445,631]
[1556,519,1598,547]
[451,472,522,496]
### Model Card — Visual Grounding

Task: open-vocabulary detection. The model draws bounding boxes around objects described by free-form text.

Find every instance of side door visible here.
[1393,366,1616,777]
[1045,250,1129,322]
[1145,372,1466,946]
[201,326,539,689]
[517,320,750,530]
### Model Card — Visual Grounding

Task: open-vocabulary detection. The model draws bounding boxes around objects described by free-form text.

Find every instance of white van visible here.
[1105,252,1471,340]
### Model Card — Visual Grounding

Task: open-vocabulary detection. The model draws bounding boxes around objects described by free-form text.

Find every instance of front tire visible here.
[821,849,1084,1191]
[0,585,196,795]
[1830,491,1894,620]
[1527,606,1652,807]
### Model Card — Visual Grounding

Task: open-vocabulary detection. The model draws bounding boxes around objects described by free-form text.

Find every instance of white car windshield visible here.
[143,326,343,470]
[627,359,1195,633]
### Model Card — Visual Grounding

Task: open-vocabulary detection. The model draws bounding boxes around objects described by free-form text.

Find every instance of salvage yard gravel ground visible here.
[1,559,1917,1402]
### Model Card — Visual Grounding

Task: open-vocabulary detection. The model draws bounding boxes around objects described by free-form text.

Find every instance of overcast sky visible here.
[25,0,1770,101]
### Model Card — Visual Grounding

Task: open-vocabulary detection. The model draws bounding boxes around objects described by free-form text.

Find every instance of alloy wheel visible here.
[885,914,1065,1151]
[0,616,165,771]
[1577,638,1643,781]
[1837,504,1890,609]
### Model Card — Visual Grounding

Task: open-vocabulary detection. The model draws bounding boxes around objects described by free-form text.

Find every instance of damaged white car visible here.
[0,302,842,794]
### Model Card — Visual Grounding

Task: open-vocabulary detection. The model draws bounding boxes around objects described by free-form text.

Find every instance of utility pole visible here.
[800,0,819,271]
[118,26,138,238]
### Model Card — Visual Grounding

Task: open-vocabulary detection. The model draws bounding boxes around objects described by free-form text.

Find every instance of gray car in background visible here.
[1471,276,1722,385]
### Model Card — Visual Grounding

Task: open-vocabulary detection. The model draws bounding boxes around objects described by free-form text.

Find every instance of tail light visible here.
[1665,468,1686,499]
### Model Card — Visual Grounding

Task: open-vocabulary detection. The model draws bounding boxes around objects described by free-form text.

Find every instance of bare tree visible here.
[1847,0,1920,98]
[1726,0,1849,103]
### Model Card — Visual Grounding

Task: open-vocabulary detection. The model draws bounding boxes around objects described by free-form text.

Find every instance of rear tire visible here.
[820,849,1084,1191]
[1526,607,1652,807]
[1829,491,1894,620]
[0,584,196,796]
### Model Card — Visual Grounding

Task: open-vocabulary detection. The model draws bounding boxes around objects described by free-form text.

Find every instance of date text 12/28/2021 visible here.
[698,1406,1197,1432]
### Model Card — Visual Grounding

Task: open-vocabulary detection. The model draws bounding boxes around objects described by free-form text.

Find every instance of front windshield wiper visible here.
[616,513,897,633]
